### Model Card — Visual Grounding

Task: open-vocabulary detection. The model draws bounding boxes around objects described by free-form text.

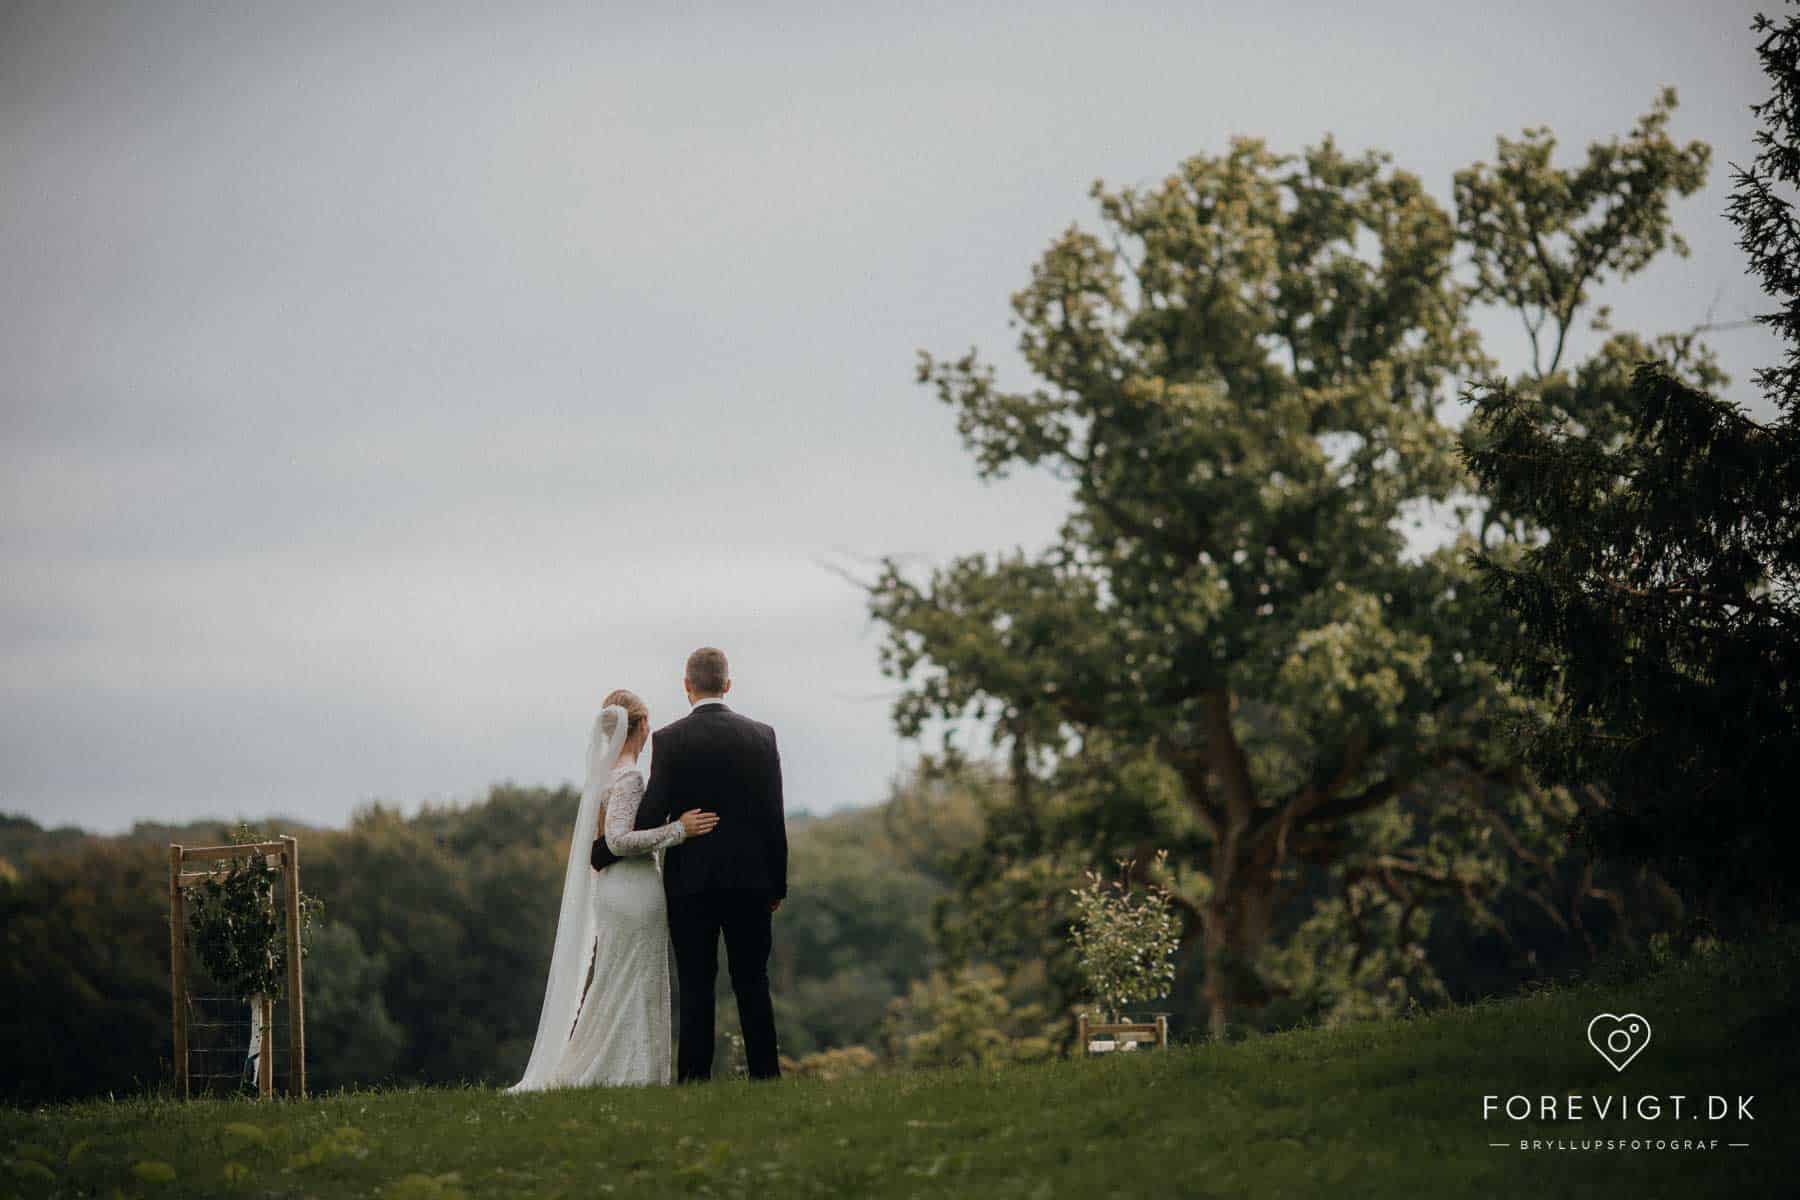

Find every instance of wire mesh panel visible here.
[183,995,295,1098]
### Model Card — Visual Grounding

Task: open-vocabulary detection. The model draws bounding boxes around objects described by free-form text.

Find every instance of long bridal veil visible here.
[507,703,629,1092]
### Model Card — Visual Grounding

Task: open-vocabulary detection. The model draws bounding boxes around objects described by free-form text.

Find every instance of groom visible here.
[636,646,786,1081]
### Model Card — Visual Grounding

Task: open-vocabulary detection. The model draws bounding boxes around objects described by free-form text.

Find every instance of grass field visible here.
[4,933,1794,1198]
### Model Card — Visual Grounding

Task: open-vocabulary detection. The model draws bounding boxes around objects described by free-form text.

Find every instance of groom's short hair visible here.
[685,647,730,696]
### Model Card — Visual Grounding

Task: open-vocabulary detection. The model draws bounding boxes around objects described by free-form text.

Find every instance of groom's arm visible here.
[765,730,787,901]
[637,735,675,830]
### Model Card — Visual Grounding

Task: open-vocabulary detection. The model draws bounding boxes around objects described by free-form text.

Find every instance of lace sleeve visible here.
[602,769,685,857]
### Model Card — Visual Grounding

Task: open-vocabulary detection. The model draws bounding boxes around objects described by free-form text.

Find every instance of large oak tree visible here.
[873,106,1707,1034]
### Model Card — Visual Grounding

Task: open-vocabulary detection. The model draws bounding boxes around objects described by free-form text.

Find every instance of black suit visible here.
[635,701,785,1080]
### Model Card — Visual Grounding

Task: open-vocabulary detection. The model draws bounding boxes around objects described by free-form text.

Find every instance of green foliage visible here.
[1463,13,1800,920]
[784,1044,880,1081]
[1068,855,1182,1021]
[302,922,406,1091]
[2,930,1792,1198]
[881,965,1057,1068]
[871,97,1709,1035]
[765,793,962,1056]
[0,812,86,868]
[1455,87,1709,379]
[1737,12,1800,409]
[185,824,321,1001]
[0,838,174,1102]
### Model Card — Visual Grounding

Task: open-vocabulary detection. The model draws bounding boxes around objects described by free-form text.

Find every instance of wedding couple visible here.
[508,647,786,1091]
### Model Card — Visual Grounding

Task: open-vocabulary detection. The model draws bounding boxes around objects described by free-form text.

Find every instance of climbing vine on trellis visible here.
[186,823,322,1000]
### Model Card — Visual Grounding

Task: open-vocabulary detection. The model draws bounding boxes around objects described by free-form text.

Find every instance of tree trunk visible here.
[1190,689,1282,1038]
[1202,906,1232,1040]
[1200,843,1279,1039]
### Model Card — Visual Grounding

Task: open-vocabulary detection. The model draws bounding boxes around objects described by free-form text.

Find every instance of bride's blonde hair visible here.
[601,688,649,743]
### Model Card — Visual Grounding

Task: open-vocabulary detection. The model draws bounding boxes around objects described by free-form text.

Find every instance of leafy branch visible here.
[186,823,321,1001]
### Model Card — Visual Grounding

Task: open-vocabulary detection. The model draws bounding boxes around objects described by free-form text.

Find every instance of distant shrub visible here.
[785,1045,880,1080]
[1069,854,1181,1023]
[882,966,1057,1067]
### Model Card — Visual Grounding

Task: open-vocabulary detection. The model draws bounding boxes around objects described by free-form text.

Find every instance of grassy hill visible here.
[4,930,1792,1198]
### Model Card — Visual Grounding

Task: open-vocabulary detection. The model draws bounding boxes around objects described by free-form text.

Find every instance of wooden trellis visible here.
[168,836,306,1099]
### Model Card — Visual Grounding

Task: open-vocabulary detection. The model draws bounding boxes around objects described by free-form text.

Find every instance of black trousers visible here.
[667,888,780,1081]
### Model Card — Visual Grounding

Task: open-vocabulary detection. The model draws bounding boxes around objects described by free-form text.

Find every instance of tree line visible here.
[0,788,969,1103]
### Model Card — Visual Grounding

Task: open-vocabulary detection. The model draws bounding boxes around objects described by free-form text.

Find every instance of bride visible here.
[508,689,718,1090]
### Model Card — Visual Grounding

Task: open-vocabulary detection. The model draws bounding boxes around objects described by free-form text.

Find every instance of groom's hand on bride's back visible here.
[678,809,720,838]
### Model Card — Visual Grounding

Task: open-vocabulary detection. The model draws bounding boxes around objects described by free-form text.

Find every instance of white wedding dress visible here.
[556,766,684,1086]
[508,707,688,1091]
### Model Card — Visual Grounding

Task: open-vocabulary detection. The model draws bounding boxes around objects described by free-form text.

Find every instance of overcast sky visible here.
[1,0,1778,833]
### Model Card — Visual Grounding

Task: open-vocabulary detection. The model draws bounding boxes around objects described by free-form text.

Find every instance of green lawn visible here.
[4,934,1793,1198]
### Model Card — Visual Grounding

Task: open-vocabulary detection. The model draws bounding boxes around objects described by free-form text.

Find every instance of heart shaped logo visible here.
[1587,1012,1652,1072]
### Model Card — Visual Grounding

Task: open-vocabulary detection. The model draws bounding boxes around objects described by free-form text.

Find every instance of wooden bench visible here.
[1078,1015,1169,1054]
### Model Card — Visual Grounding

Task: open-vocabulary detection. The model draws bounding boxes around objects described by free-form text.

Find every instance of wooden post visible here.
[1077,1013,1089,1057]
[1157,1014,1169,1050]
[280,835,306,1097]
[257,993,274,1098]
[169,845,189,1100]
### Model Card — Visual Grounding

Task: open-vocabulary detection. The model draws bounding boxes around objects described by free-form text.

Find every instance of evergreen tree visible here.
[1464,10,1800,921]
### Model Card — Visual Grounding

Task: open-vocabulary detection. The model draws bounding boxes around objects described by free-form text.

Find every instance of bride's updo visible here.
[601,688,649,744]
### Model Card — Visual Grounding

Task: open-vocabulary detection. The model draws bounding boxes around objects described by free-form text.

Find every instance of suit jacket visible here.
[634,703,787,900]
